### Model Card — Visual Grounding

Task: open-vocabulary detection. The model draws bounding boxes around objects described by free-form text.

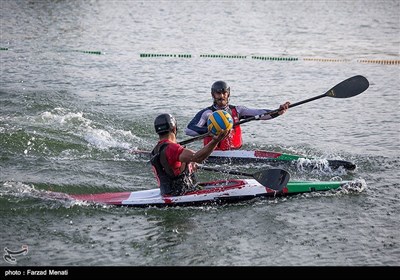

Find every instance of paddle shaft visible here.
[199,165,252,176]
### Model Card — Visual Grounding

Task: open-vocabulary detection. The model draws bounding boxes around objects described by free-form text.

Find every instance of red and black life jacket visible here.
[150,142,197,196]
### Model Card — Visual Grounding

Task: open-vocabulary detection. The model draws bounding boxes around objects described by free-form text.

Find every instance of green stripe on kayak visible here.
[286,181,343,193]
[276,153,303,161]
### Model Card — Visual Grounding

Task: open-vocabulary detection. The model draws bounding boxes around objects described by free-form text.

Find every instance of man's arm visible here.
[236,105,273,120]
[179,130,229,163]
[237,102,290,120]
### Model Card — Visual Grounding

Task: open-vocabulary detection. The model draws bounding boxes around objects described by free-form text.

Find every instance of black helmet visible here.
[211,81,230,94]
[154,113,177,134]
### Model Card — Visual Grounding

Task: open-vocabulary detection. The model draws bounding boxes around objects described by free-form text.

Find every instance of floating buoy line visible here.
[72,50,102,55]
[356,59,400,65]
[1,47,399,65]
[140,53,399,65]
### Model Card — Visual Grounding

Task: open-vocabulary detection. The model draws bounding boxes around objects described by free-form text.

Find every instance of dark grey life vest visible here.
[150,142,197,196]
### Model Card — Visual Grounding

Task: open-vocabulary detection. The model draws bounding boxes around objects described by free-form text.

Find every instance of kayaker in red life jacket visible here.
[151,113,230,196]
[185,81,290,151]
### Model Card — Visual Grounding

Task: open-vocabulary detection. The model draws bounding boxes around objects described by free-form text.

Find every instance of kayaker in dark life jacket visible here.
[151,113,230,196]
[185,81,290,150]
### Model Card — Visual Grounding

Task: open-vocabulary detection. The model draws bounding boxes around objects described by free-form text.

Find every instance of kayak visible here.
[131,149,356,171]
[70,178,364,207]
[206,150,356,170]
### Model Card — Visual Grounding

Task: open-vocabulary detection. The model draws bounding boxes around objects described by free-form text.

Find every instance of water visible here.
[1,0,399,268]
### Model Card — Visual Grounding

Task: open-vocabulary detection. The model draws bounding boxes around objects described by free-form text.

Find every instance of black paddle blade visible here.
[253,169,290,191]
[327,75,369,98]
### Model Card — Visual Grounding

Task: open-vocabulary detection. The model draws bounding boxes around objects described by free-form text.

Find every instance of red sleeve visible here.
[164,143,185,176]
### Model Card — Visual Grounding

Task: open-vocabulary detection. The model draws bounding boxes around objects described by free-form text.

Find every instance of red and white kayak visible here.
[70,178,364,207]
[206,150,356,170]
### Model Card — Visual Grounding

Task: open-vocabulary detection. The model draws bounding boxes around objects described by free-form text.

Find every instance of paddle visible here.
[199,165,290,191]
[179,75,369,145]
